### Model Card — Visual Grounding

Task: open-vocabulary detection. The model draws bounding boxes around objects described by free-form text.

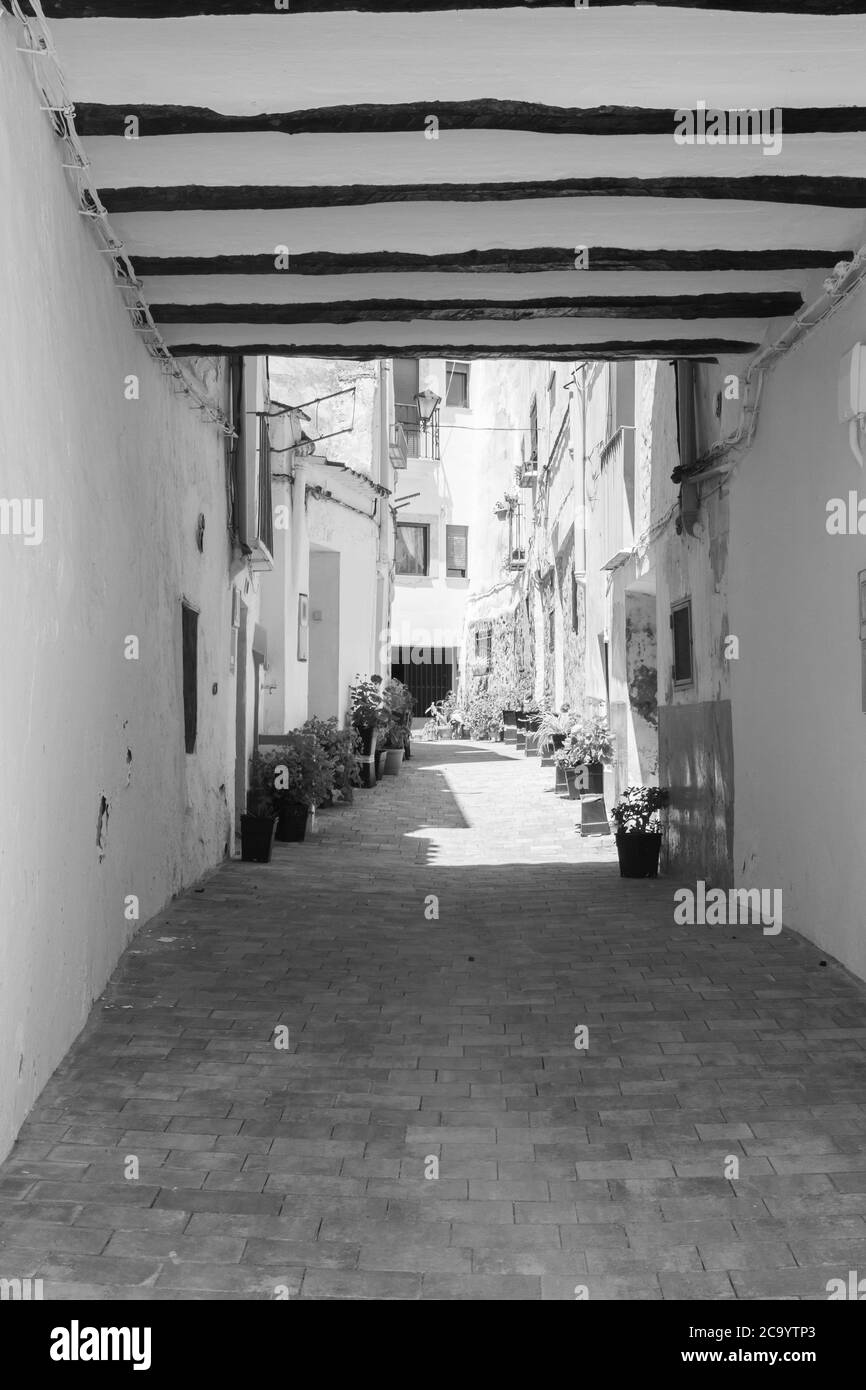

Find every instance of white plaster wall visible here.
[308,549,341,719]
[0,27,237,1158]
[307,490,380,718]
[259,465,381,731]
[727,283,866,981]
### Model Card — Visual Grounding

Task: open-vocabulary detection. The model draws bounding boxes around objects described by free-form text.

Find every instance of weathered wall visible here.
[0,28,236,1158]
[645,357,735,886]
[625,591,659,783]
[656,485,734,886]
[259,459,382,731]
[723,283,866,980]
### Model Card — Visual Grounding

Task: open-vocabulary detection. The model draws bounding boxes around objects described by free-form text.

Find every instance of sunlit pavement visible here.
[1,741,865,1300]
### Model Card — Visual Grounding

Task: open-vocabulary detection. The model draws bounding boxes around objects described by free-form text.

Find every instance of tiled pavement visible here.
[2,741,866,1300]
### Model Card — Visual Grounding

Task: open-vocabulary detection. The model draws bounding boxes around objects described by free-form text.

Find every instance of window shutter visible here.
[446,524,468,577]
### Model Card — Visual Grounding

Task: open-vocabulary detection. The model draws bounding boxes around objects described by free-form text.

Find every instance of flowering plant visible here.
[610,785,670,834]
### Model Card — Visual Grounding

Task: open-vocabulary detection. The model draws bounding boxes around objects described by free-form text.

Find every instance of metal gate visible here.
[391,658,453,716]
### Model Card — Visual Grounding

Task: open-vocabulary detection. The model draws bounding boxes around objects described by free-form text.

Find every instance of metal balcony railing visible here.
[394,401,440,461]
[507,504,526,570]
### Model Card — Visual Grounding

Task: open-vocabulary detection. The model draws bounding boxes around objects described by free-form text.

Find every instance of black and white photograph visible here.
[1,0,865,1356]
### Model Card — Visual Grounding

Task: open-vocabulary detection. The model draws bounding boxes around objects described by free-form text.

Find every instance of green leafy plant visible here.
[268,731,334,810]
[246,751,278,818]
[302,716,361,801]
[349,674,386,732]
[610,785,670,834]
[381,677,415,750]
[465,690,501,740]
[555,716,615,769]
[529,703,574,750]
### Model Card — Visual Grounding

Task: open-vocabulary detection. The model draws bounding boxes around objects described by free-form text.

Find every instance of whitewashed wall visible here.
[0,27,237,1158]
[726,285,866,980]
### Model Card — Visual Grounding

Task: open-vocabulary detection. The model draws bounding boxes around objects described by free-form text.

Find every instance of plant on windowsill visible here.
[493,491,518,518]
[611,786,670,878]
[241,752,279,863]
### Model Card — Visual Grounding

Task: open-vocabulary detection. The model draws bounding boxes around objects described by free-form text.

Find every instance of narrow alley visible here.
[2,742,865,1302]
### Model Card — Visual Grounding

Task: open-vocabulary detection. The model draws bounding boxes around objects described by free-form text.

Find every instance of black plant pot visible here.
[587,761,605,794]
[615,831,662,879]
[502,710,518,726]
[356,727,378,787]
[241,814,278,863]
[275,801,309,843]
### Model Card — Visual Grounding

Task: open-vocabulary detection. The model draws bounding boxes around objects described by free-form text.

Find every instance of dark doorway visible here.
[392,654,453,714]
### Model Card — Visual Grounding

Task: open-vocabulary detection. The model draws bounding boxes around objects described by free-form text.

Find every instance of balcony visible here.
[394,401,440,461]
[389,421,408,470]
[506,504,526,570]
[517,451,539,487]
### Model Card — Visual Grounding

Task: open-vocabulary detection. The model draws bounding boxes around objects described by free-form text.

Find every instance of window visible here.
[671,600,693,686]
[181,601,199,754]
[395,522,429,576]
[529,396,538,461]
[474,625,492,670]
[445,360,469,408]
[393,357,420,405]
[446,524,468,578]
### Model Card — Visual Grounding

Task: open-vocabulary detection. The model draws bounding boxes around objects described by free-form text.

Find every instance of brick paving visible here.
[2,740,866,1300]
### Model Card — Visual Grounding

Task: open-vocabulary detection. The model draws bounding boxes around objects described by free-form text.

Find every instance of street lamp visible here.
[414,386,441,424]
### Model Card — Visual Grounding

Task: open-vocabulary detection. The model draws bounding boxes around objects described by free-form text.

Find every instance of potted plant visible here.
[241,752,278,862]
[555,716,615,794]
[350,674,385,787]
[531,704,573,761]
[466,690,499,741]
[383,677,414,760]
[268,731,334,842]
[302,716,361,804]
[382,733,404,774]
[611,786,670,878]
